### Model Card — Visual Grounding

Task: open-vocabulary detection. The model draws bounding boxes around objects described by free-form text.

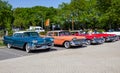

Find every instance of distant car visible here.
[3,31,54,53]
[46,30,87,48]
[28,26,45,33]
[71,30,104,45]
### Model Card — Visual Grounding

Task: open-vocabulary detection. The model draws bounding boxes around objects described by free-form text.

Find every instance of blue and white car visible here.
[3,31,54,53]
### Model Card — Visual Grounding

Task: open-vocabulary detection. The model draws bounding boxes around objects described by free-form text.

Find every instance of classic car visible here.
[46,30,87,48]
[92,32,119,42]
[3,31,54,53]
[71,30,104,45]
[105,30,120,39]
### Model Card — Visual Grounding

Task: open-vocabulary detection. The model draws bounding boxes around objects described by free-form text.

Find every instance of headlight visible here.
[72,37,77,40]
[32,40,38,43]
[50,38,54,41]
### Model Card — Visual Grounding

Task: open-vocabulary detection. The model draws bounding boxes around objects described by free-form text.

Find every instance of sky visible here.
[7,0,71,8]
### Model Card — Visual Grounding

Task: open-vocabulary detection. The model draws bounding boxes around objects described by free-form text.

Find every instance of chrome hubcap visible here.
[64,42,70,48]
[87,40,91,45]
[7,44,11,49]
[26,44,30,53]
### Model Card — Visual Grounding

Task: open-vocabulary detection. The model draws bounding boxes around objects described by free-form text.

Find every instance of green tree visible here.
[0,0,13,35]
[96,0,120,30]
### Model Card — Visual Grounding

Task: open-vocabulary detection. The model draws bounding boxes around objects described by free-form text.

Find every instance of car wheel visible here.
[102,38,105,43]
[87,40,91,45]
[64,41,70,49]
[7,43,11,49]
[25,44,30,53]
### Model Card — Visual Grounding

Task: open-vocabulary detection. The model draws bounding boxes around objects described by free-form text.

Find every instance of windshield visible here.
[24,32,39,37]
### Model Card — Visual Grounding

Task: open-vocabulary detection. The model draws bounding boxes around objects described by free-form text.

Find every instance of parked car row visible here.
[71,30,119,44]
[3,30,119,53]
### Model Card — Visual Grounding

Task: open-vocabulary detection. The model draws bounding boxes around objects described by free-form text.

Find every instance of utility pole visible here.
[72,19,74,30]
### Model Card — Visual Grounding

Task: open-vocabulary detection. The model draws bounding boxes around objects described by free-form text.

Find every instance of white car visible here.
[105,31,120,36]
[29,26,45,33]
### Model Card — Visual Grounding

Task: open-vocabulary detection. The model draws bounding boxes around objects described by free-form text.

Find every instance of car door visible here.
[53,32,65,45]
[12,33,20,47]
[13,33,24,48]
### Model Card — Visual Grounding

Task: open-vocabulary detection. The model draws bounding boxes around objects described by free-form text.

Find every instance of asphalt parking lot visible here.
[0,46,66,61]
[0,41,120,73]
[0,45,86,61]
[0,42,117,61]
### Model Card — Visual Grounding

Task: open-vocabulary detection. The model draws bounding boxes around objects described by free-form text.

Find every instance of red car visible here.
[71,30,104,45]
[92,32,119,42]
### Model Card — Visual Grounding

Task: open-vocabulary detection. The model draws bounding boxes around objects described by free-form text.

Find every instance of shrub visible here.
[97,29,105,33]
[0,30,4,37]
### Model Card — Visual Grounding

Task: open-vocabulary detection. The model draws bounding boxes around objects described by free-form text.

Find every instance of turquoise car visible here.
[3,31,54,53]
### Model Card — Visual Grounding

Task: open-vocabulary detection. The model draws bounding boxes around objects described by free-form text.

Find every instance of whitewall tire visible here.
[64,41,70,49]
[7,43,11,49]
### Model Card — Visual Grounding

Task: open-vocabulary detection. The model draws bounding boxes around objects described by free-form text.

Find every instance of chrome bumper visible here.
[70,39,87,46]
[105,36,116,42]
[91,38,103,44]
[30,43,54,50]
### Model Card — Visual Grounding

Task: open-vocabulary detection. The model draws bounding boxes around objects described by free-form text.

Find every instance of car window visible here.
[24,32,39,37]
[23,33,29,37]
[35,28,39,30]
[13,33,23,37]
[54,32,58,36]
[30,32,39,37]
[59,32,64,36]
[47,32,54,36]
[59,31,71,36]
[40,28,43,30]
[14,33,17,37]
